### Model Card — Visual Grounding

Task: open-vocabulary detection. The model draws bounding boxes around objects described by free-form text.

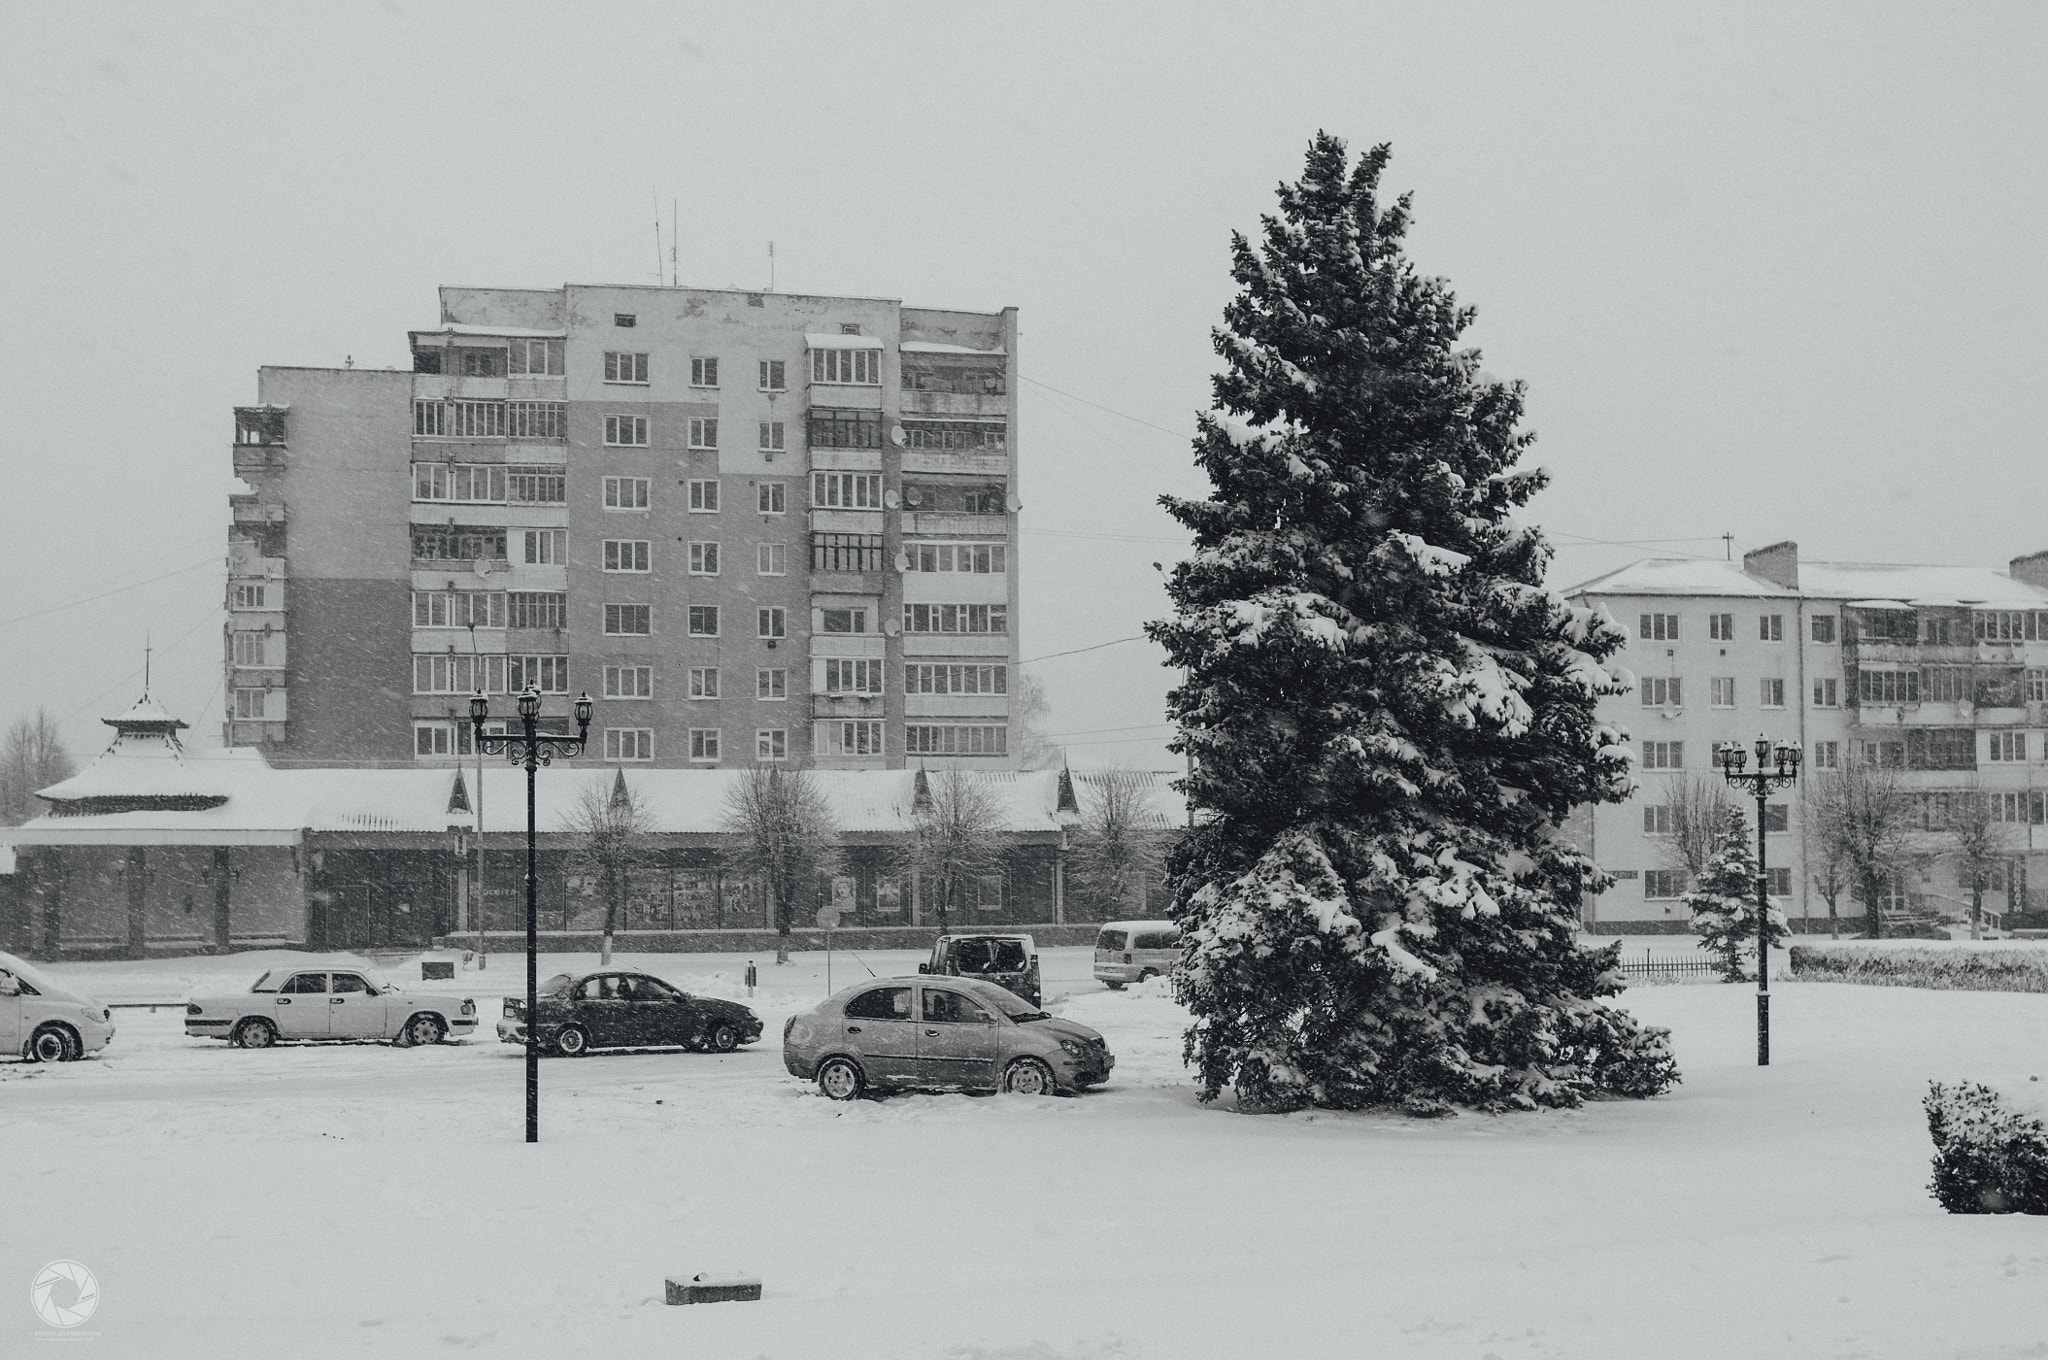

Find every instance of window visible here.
[758,607,786,639]
[413,590,505,629]
[603,665,652,699]
[902,355,1007,396]
[905,663,1007,695]
[759,359,786,391]
[413,653,507,695]
[449,401,504,438]
[604,728,653,761]
[844,986,910,1021]
[1639,613,1679,642]
[757,668,786,700]
[903,603,1007,635]
[812,533,884,573]
[1644,870,1686,900]
[1812,741,1839,769]
[459,349,502,378]
[414,463,508,504]
[414,722,460,757]
[233,584,267,609]
[757,543,786,576]
[901,480,1005,514]
[903,421,1008,451]
[1764,804,1789,833]
[507,468,566,503]
[506,655,568,693]
[1708,613,1733,641]
[757,482,786,514]
[1765,868,1792,897]
[689,729,721,762]
[604,415,650,447]
[1641,677,1682,707]
[808,408,883,449]
[1709,677,1735,708]
[1760,678,1785,708]
[840,324,862,335]
[756,729,787,761]
[604,352,649,384]
[1643,805,1674,834]
[907,542,1007,574]
[232,632,269,667]
[603,540,652,573]
[506,402,567,440]
[413,400,450,437]
[1858,668,1920,704]
[1926,667,1971,703]
[1812,678,1839,708]
[688,418,718,450]
[507,592,566,630]
[1990,791,2048,825]
[508,337,563,376]
[604,476,650,510]
[688,480,720,512]
[1975,610,2036,643]
[412,525,507,562]
[819,608,866,634]
[2029,669,2048,703]
[689,667,720,700]
[1860,739,1908,769]
[613,313,636,328]
[1811,615,1836,644]
[824,659,883,694]
[811,347,879,385]
[605,604,651,636]
[1641,741,1683,770]
[688,542,719,576]
[905,724,1008,756]
[688,606,719,637]
[1759,614,1784,642]
[1989,731,2028,762]
[1920,616,1955,645]
[686,356,718,388]
[922,989,992,1025]
[233,688,269,720]
[759,421,785,452]
[281,973,328,995]
[812,472,883,509]
[820,719,885,756]
[522,529,567,565]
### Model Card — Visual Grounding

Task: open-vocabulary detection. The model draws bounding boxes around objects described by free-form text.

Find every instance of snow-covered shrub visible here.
[1684,806,1788,982]
[1924,1081,2048,1214]
[1791,947,2048,992]
[1148,134,1678,1114]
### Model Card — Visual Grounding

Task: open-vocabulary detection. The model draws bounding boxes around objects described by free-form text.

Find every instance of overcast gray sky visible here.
[3,2,2042,770]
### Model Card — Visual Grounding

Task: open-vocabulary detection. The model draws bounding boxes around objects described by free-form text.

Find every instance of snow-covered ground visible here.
[5,946,2045,1358]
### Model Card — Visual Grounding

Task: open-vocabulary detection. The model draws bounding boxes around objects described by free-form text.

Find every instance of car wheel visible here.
[233,1018,278,1050]
[707,1023,739,1053]
[27,1024,77,1063]
[553,1025,589,1057]
[817,1057,864,1100]
[402,1014,445,1047]
[1003,1056,1056,1096]
[1138,969,1159,983]
[1103,980,1125,990]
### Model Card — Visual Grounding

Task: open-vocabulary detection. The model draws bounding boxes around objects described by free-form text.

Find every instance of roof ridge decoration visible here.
[39,693,227,816]
[447,769,472,816]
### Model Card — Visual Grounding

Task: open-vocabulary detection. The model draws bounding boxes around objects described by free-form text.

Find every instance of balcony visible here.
[810,509,887,536]
[232,444,287,476]
[902,450,1008,477]
[232,501,287,527]
[901,511,1007,537]
[898,390,1007,418]
[813,693,885,719]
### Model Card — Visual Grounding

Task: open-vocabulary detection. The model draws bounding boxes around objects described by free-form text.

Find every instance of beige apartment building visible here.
[1567,542,2048,933]
[226,283,1019,770]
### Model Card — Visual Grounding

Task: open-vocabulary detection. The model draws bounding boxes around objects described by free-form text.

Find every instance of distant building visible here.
[1565,542,2048,933]
[226,284,1019,771]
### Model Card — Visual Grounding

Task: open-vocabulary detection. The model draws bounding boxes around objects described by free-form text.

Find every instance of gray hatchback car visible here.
[783,975,1114,1100]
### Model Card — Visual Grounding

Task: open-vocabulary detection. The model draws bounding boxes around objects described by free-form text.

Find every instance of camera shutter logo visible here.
[31,1260,99,1328]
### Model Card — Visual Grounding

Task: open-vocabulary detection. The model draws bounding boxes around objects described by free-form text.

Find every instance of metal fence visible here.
[1614,950,1722,979]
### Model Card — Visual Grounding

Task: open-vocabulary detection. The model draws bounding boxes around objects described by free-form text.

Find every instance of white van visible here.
[1093,921,1181,989]
[0,950,116,1062]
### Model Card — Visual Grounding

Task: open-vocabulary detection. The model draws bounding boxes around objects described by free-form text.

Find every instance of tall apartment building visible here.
[1566,542,2048,933]
[225,284,1020,770]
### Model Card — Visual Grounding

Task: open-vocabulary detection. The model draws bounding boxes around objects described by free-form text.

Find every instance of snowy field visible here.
[5,945,2046,1359]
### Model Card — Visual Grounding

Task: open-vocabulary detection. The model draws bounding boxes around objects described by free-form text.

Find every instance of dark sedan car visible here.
[497,969,763,1057]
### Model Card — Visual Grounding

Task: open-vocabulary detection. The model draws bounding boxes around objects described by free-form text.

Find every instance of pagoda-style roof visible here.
[37,695,226,816]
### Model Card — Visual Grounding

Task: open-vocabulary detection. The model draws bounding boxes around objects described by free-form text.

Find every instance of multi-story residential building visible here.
[226,284,1019,770]
[1566,542,2048,933]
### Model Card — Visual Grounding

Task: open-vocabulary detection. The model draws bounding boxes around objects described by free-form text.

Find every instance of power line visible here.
[1021,375,1190,439]
[1044,721,1175,740]
[1020,635,1151,665]
[0,554,219,629]
[57,603,221,726]
[1022,527,1189,546]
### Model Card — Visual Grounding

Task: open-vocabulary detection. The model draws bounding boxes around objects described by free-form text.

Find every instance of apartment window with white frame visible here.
[605,604,651,636]
[906,724,1007,757]
[759,421,785,452]
[1643,805,1674,834]
[1644,870,1686,899]
[903,603,1007,635]
[688,606,719,637]
[689,667,720,700]
[820,719,884,756]
[1709,677,1735,708]
[689,729,721,762]
[232,584,268,609]
[824,658,883,694]
[819,607,867,635]
[759,359,786,391]
[506,655,568,694]
[523,529,567,566]
[1708,613,1733,641]
[1989,731,2028,762]
[812,471,882,509]
[1641,741,1684,770]
[1640,677,1682,707]
[411,400,451,437]
[604,351,650,384]
[413,653,507,695]
[449,401,504,438]
[508,337,563,376]
[1760,678,1786,708]
[688,418,718,450]
[1811,741,1839,769]
[905,663,1007,696]
[757,543,786,576]
[507,468,566,503]
[231,632,270,667]
[1639,613,1679,642]
[603,540,651,573]
[907,542,1007,574]
[691,357,719,388]
[756,729,787,761]
[811,347,879,385]
[506,592,565,630]
[506,403,567,440]
[604,415,649,447]
[758,607,786,640]
[688,542,720,576]
[757,667,786,700]
[603,476,650,510]
[413,722,462,757]
[1812,678,1839,707]
[1811,615,1837,644]
[605,728,654,762]
[688,479,719,512]
[603,665,652,700]
[414,463,507,504]
[1759,613,1784,642]
[757,482,786,514]
[233,688,270,720]
[413,591,505,629]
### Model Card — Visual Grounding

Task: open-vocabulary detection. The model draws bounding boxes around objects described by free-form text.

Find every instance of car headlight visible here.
[187,1004,202,1016]
[1058,1039,1086,1058]
[503,998,520,1018]
[461,999,476,1016]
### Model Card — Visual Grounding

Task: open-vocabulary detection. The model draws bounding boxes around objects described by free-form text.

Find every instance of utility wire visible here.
[1021,375,1190,440]
[1019,635,1151,665]
[1043,721,1175,740]
[0,554,219,629]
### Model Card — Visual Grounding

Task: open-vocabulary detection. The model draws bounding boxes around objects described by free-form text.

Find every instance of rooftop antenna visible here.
[767,240,775,292]
[143,633,152,698]
[654,194,664,286]
[1723,533,1734,561]
[670,199,678,288]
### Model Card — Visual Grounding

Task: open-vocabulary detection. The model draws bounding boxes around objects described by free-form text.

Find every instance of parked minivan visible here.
[0,950,116,1062]
[1093,921,1181,989]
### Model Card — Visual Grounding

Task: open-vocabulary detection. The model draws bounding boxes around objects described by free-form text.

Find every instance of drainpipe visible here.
[1794,595,1808,933]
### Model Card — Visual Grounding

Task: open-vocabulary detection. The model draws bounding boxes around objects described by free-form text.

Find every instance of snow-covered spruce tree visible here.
[1148,134,1677,1114]
[1684,805,1788,982]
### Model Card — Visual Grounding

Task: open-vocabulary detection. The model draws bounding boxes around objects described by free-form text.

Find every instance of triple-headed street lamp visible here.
[470,685,593,1144]
[1716,734,1801,1067]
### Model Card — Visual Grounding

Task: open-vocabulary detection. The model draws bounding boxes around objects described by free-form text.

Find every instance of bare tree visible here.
[1945,794,2009,941]
[721,765,838,964]
[559,770,655,966]
[0,710,76,826]
[1014,673,1059,770]
[1659,774,1734,881]
[901,766,1008,934]
[1805,760,1917,938]
[1069,767,1173,918]
[1802,797,1851,940]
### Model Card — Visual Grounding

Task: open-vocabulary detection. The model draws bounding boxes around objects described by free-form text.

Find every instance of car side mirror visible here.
[0,976,18,997]
[917,964,929,974]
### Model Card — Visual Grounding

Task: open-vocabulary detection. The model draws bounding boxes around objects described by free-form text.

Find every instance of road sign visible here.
[816,905,840,930]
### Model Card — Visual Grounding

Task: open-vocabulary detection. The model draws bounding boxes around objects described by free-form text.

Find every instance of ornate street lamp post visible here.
[470,685,593,1143]
[1717,733,1801,1066]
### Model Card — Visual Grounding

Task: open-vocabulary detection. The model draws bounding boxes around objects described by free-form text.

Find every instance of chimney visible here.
[1743,541,1799,591]
[2009,551,2048,591]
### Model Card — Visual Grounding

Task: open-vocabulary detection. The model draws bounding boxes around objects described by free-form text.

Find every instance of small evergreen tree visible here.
[1149,133,1677,1114]
[1684,806,1787,981]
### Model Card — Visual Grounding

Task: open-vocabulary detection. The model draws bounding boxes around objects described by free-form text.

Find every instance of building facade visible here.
[1567,542,2048,933]
[227,284,1020,770]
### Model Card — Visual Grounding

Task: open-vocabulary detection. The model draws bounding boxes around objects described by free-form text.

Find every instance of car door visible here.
[623,974,685,1047]
[273,972,331,1039]
[574,974,634,1048]
[916,985,1000,1090]
[328,972,388,1039]
[0,968,21,1051]
[840,985,918,1084]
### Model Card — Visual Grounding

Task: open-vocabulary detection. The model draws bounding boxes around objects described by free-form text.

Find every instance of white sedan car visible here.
[185,967,479,1049]
[1,950,116,1062]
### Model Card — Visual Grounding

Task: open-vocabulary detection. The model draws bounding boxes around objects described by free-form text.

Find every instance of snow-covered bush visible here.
[1924,1081,2048,1215]
[1792,947,2048,992]
[1684,806,1788,982]
[1147,134,1678,1115]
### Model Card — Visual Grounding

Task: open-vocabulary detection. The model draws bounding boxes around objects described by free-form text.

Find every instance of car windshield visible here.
[250,971,278,993]
[539,973,574,996]
[979,986,1048,1021]
[1,956,64,996]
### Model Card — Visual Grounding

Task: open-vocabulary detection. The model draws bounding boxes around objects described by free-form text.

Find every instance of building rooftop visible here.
[1565,556,2048,608]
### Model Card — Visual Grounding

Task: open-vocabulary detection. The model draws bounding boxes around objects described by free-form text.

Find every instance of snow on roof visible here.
[1563,559,1792,599]
[899,341,1005,356]
[410,324,567,340]
[804,332,885,349]
[1566,557,2048,608]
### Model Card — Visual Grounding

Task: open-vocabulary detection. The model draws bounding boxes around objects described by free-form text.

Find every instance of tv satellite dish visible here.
[884,489,901,510]
[889,424,906,447]
[893,552,910,573]
[883,620,901,638]
[1005,492,1022,513]
[474,557,497,577]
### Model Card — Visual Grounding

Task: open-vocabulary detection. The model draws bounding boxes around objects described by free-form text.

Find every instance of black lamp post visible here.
[1717,733,1801,1066]
[470,685,593,1143]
